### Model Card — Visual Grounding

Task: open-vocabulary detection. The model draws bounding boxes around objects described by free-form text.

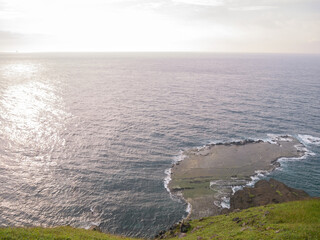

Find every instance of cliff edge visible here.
[229,178,310,211]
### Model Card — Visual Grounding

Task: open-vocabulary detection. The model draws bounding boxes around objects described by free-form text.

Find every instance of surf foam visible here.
[298,134,320,146]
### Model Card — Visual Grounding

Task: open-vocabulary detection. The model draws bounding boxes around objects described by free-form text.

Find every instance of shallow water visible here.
[0,53,319,237]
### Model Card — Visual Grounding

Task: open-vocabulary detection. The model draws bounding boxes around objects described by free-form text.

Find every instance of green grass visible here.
[166,199,320,240]
[1,199,319,240]
[248,192,255,198]
[0,226,138,240]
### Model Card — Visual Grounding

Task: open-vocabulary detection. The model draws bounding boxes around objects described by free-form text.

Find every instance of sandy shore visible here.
[168,136,306,219]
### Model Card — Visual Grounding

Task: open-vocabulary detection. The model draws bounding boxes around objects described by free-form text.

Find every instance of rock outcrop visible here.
[230,178,310,210]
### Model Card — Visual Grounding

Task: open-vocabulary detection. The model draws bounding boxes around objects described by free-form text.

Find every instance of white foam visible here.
[186,203,192,214]
[230,134,314,196]
[90,206,94,213]
[246,170,269,187]
[163,168,172,194]
[163,151,186,200]
[276,153,310,163]
[294,143,308,153]
[163,150,191,216]
[91,222,101,226]
[262,133,315,158]
[84,220,101,230]
[221,197,230,209]
[210,179,249,209]
[231,185,243,194]
[213,197,230,209]
[298,134,320,146]
[266,134,296,145]
[213,201,220,208]
[209,180,223,187]
[266,134,280,144]
[227,170,271,198]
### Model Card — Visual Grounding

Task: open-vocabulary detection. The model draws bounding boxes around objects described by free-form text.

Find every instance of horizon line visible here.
[1,51,320,55]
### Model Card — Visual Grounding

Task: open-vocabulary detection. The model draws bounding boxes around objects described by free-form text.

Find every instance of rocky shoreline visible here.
[158,178,312,239]
[167,135,306,219]
[229,178,310,211]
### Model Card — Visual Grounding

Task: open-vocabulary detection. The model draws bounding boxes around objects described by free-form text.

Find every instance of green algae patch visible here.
[170,177,216,199]
[164,199,320,240]
[0,226,140,240]
[276,190,283,196]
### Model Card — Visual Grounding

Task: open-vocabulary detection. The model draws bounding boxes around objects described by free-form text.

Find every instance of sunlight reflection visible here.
[1,63,41,79]
[0,75,69,168]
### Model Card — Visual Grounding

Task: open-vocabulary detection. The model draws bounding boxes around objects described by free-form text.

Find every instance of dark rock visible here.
[197,237,203,240]
[172,186,193,191]
[169,224,178,231]
[232,217,242,223]
[89,225,101,232]
[230,179,310,210]
[155,229,167,239]
[180,221,191,233]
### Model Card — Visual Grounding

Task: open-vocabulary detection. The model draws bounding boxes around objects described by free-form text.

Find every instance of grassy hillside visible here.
[0,226,138,240]
[1,199,319,240]
[164,199,320,240]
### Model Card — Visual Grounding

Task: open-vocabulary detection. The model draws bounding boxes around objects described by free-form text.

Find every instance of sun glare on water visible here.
[0,63,68,168]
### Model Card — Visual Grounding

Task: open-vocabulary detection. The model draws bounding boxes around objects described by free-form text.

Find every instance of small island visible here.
[168,136,306,219]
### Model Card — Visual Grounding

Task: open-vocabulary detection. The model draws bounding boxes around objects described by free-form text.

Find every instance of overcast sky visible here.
[0,0,319,53]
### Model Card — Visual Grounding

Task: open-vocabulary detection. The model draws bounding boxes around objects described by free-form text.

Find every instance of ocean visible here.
[0,53,319,238]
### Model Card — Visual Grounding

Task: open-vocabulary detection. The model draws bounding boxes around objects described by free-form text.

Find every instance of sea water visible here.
[0,53,319,237]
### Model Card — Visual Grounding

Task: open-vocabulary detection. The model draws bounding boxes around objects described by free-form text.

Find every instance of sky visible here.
[0,0,320,53]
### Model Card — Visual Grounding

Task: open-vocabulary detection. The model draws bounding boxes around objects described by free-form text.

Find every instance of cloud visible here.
[0,0,319,53]
[0,10,20,19]
[0,31,24,42]
[0,31,49,52]
[172,0,225,7]
[0,31,27,51]
[228,6,277,11]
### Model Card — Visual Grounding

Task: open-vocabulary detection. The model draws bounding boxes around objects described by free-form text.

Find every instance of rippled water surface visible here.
[0,53,319,237]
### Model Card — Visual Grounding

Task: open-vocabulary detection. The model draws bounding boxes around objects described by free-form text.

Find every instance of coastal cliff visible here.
[229,178,310,210]
[158,179,315,239]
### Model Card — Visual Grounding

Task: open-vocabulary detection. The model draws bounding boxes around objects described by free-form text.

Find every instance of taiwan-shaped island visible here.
[168,136,306,219]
